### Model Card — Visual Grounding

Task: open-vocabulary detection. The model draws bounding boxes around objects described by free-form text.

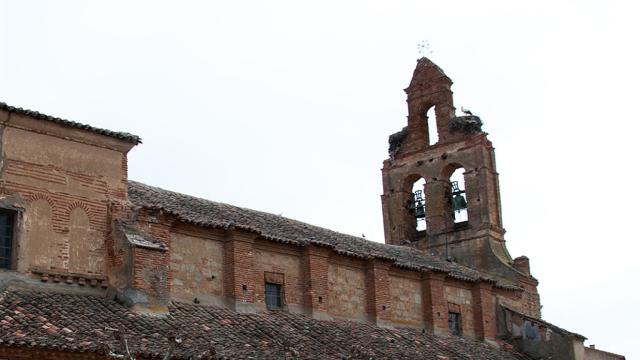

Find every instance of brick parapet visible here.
[422,271,448,335]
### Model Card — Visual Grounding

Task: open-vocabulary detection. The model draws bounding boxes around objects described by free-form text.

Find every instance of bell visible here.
[452,194,467,212]
[414,201,426,218]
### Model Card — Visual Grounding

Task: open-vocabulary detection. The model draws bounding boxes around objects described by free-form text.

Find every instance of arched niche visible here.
[402,174,428,235]
[68,207,91,273]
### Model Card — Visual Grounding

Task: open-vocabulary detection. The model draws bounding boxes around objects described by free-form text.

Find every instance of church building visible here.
[0,58,624,359]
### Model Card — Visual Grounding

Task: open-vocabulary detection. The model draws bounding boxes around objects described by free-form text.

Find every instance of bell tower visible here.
[381,57,515,277]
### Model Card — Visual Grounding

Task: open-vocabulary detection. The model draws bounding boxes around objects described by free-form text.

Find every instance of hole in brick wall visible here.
[382,305,387,311]
[318,296,323,304]
[242,284,247,291]
[210,275,216,280]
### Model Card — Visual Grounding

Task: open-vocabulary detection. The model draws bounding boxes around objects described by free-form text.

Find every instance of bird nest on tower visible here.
[449,115,483,134]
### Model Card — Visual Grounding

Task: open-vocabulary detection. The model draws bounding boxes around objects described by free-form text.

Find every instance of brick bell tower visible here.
[381,57,517,278]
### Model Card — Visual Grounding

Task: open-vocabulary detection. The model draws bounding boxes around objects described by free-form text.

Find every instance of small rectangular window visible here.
[0,211,15,269]
[448,311,462,336]
[265,282,282,310]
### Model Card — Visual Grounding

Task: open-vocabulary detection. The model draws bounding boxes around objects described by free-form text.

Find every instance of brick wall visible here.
[388,270,423,327]
[132,246,169,305]
[253,241,304,312]
[0,114,134,281]
[327,260,367,321]
[301,246,330,317]
[223,229,257,310]
[170,230,225,304]
[445,284,475,338]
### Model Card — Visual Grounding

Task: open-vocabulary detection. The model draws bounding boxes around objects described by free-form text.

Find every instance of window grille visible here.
[0,211,15,269]
[448,312,462,336]
[265,282,282,309]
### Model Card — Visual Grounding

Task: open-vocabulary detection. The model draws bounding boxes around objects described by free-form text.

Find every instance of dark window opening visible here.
[0,211,15,269]
[448,312,462,336]
[265,282,283,310]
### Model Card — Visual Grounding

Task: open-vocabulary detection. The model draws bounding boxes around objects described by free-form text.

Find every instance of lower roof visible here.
[128,180,520,289]
[0,288,531,359]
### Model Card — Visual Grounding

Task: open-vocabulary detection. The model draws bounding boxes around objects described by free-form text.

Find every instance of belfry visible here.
[381,57,521,281]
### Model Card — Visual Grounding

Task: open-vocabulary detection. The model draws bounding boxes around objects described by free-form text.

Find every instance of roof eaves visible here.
[0,101,142,144]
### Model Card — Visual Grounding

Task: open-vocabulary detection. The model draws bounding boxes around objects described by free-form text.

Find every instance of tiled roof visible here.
[128,181,520,290]
[0,101,141,144]
[503,306,586,340]
[0,288,532,359]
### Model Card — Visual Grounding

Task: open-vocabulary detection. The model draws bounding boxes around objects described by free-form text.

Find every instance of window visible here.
[265,282,282,310]
[448,311,462,336]
[0,211,15,269]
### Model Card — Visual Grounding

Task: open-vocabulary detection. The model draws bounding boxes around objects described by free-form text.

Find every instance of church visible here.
[0,58,624,359]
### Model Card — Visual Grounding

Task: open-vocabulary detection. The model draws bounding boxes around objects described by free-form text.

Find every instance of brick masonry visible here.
[0,58,548,355]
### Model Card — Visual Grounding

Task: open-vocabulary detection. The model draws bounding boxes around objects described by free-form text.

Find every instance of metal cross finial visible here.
[417,40,433,57]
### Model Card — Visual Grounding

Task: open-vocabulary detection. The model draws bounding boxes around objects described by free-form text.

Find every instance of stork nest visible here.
[449,115,483,134]
[388,126,408,156]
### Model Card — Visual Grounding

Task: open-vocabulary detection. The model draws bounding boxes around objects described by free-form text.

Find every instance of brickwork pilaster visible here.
[422,271,448,334]
[472,282,497,341]
[301,245,331,319]
[365,259,392,326]
[223,229,256,312]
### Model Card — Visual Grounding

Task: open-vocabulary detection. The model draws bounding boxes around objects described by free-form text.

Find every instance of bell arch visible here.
[442,164,469,225]
[401,174,429,240]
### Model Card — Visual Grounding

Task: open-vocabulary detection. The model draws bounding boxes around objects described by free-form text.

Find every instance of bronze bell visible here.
[452,194,467,212]
[414,201,426,218]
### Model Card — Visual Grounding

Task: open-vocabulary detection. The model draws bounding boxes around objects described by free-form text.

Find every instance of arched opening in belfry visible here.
[425,106,438,145]
[448,168,468,223]
[409,178,427,231]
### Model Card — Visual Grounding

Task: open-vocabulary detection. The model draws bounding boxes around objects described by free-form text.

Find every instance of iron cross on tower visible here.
[417,40,433,57]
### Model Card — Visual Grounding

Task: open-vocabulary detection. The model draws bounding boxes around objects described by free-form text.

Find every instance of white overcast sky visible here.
[1,1,638,358]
